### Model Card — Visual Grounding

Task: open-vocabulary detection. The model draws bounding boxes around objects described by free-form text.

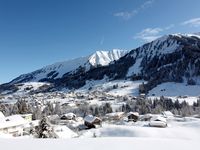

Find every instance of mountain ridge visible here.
[1,33,200,94]
[9,49,128,84]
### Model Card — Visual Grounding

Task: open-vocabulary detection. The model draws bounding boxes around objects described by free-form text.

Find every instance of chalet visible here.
[127,112,139,122]
[60,113,76,120]
[84,115,102,129]
[0,115,29,136]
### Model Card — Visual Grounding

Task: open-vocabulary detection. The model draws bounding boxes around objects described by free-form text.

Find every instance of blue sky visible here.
[0,0,200,83]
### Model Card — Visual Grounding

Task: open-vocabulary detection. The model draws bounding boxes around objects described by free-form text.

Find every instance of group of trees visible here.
[0,100,62,120]
[73,102,113,117]
[119,96,200,117]
[1,96,200,122]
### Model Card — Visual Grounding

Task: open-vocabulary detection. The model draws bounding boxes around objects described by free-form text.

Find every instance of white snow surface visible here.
[78,78,144,96]
[1,117,200,150]
[0,138,199,150]
[127,57,143,77]
[89,49,128,67]
[148,82,200,97]
[148,82,200,104]
[16,82,50,93]
[0,115,28,129]
[53,125,78,138]
[172,33,200,39]
[0,112,200,149]
[80,117,200,139]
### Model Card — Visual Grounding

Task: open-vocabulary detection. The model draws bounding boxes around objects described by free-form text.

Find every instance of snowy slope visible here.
[148,82,200,97]
[10,49,128,83]
[126,33,200,77]
[77,77,144,96]
[148,82,200,105]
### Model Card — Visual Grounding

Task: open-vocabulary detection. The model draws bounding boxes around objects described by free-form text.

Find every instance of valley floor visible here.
[1,117,200,150]
[0,137,199,150]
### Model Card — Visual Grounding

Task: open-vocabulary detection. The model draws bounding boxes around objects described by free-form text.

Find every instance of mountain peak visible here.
[88,49,128,67]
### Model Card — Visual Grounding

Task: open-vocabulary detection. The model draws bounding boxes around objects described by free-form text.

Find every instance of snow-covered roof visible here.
[106,112,124,117]
[21,114,32,117]
[62,113,76,119]
[53,125,77,138]
[0,115,28,129]
[127,112,139,117]
[150,116,167,123]
[84,115,101,124]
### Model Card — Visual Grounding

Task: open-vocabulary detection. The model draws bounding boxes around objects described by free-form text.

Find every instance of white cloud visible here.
[114,0,154,20]
[134,28,163,42]
[140,0,155,9]
[134,24,174,42]
[181,18,200,27]
[164,24,175,30]
[114,11,136,20]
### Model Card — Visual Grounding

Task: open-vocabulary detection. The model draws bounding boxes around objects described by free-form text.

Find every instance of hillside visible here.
[1,33,200,95]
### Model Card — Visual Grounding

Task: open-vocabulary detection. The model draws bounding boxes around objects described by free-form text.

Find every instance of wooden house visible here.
[127,112,139,122]
[84,115,102,129]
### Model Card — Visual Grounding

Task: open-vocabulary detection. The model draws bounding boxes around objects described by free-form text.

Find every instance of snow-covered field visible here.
[1,117,200,150]
[0,137,199,150]
[148,82,200,105]
[78,79,145,96]
[148,82,200,97]
[80,117,200,139]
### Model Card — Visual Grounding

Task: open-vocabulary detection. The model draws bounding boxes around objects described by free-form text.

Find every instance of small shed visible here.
[84,115,102,129]
[127,112,139,122]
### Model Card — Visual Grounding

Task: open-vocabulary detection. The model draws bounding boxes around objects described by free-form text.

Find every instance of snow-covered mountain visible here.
[1,33,200,94]
[89,49,128,67]
[9,49,128,84]
[51,33,200,91]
